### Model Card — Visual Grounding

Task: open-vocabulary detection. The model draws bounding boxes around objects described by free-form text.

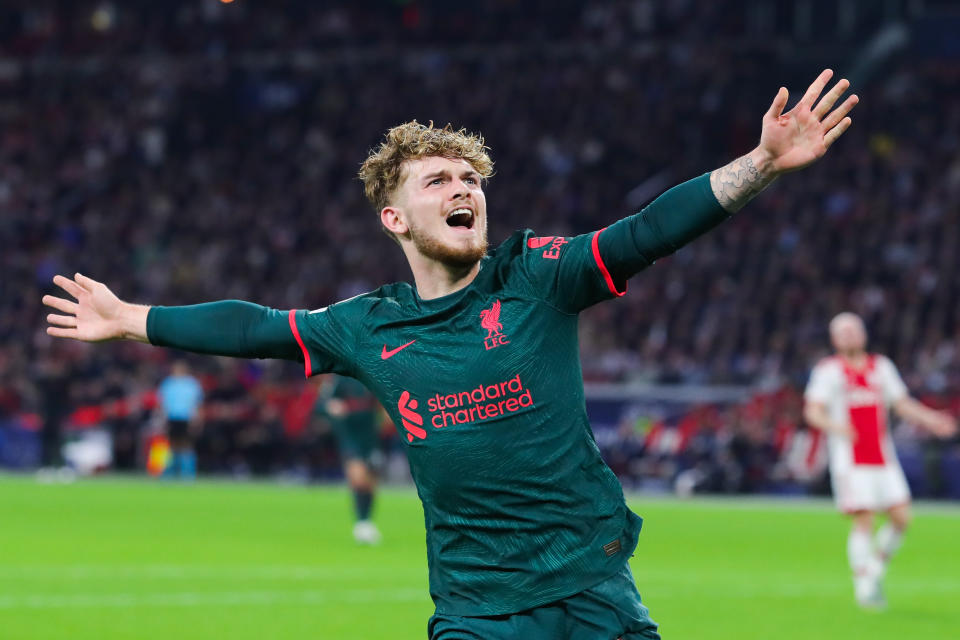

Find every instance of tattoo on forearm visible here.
[709,155,775,213]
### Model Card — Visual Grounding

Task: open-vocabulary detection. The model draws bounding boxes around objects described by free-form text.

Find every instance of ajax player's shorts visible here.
[427,563,660,640]
[831,463,911,513]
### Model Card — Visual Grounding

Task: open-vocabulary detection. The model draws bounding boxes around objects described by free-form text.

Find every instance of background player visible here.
[316,374,385,545]
[157,360,204,479]
[44,69,857,638]
[803,312,957,608]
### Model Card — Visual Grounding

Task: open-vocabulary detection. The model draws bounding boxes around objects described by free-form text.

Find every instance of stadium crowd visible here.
[2,1,959,494]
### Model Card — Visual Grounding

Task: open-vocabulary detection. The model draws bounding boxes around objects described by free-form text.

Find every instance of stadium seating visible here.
[2,0,958,491]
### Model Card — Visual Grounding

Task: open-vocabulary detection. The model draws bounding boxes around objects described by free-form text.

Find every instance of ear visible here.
[380,206,408,236]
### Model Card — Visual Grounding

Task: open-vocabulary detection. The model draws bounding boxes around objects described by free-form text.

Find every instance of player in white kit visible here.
[803,313,956,608]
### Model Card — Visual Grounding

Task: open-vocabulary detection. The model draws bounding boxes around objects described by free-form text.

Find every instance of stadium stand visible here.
[2,0,959,495]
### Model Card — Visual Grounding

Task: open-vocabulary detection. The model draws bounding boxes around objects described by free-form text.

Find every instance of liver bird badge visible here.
[479,299,503,339]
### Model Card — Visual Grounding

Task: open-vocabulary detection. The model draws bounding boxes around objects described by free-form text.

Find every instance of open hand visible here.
[928,412,958,439]
[759,69,859,174]
[43,273,131,342]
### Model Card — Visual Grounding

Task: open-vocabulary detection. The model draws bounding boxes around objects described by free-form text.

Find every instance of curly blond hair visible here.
[358,121,494,214]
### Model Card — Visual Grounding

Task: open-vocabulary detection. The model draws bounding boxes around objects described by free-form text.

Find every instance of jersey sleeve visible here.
[804,361,836,405]
[519,173,729,313]
[148,301,303,360]
[877,355,909,404]
[289,302,361,378]
[519,231,623,312]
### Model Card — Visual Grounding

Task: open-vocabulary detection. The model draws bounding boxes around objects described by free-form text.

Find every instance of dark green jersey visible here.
[146,173,728,617]
[291,229,643,615]
[317,375,380,460]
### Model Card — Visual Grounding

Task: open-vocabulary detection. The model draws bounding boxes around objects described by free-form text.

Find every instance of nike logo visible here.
[381,340,416,360]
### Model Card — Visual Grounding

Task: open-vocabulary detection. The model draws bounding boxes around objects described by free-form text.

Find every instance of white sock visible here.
[875,523,904,566]
[848,529,881,600]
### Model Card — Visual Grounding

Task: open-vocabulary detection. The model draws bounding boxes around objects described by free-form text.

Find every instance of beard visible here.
[408,223,488,268]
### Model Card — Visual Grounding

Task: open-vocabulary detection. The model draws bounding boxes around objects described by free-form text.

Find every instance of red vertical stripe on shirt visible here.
[288,310,312,378]
[842,355,886,465]
[849,405,886,465]
[591,228,626,297]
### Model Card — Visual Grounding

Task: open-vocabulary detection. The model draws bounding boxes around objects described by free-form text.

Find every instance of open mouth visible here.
[446,207,475,230]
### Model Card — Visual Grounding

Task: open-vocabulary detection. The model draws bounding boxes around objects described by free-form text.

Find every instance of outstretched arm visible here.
[709,68,857,212]
[596,70,859,286]
[893,396,958,439]
[43,273,301,361]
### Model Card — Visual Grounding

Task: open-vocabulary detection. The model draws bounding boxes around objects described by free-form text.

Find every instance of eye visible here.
[430,178,444,185]
[464,177,477,185]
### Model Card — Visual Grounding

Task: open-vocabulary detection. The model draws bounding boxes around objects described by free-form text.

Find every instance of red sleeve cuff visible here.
[288,310,313,377]
[591,228,627,297]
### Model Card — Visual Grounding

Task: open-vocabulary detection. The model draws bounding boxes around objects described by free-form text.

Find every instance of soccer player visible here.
[45,69,856,638]
[316,374,385,544]
[803,312,956,609]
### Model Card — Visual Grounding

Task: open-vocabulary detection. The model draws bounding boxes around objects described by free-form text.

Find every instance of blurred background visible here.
[2,0,959,500]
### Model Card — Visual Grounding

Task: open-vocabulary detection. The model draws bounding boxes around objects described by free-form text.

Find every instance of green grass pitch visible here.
[1,474,958,639]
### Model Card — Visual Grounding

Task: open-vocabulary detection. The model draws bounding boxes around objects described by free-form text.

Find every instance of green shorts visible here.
[331,416,380,465]
[427,563,659,640]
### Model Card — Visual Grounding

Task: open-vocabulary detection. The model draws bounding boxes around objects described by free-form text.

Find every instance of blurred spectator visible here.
[32,349,71,470]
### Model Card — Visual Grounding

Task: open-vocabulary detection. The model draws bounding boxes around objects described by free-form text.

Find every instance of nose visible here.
[450,178,473,201]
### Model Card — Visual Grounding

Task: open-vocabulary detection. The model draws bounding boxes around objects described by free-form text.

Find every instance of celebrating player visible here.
[803,312,956,609]
[45,69,856,638]
[315,374,385,545]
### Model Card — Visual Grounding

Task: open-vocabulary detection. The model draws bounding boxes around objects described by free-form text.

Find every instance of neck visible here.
[406,251,482,300]
[839,350,867,367]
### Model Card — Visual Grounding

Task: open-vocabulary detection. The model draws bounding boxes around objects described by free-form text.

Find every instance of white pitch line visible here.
[2,578,957,610]
[624,494,960,516]
[638,579,960,597]
[0,588,428,609]
[0,565,427,580]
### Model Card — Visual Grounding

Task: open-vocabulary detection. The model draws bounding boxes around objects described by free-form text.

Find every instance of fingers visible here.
[74,272,99,291]
[42,294,78,315]
[765,87,789,120]
[799,68,834,108]
[46,326,79,340]
[53,274,86,299]
[47,313,77,328]
[824,117,852,148]
[821,94,859,130]
[812,77,850,120]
